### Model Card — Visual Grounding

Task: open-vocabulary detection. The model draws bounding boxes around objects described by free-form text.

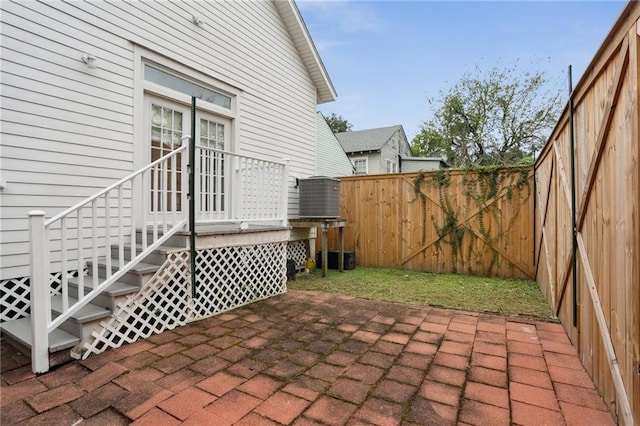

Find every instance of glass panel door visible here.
[146,98,190,217]
[197,114,231,220]
[144,95,231,222]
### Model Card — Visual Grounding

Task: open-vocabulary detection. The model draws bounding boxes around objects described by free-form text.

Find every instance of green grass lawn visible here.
[288,267,556,321]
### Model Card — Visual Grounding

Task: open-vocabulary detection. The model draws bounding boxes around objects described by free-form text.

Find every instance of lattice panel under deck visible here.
[1,270,84,323]
[0,277,30,323]
[193,243,286,318]
[76,251,193,358]
[77,242,286,359]
[287,240,308,266]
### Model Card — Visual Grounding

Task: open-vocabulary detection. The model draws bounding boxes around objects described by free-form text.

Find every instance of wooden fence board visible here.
[535,4,639,423]
[328,168,534,280]
[578,233,634,425]
[630,21,640,424]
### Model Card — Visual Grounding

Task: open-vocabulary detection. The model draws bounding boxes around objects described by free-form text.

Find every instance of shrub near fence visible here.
[327,166,534,280]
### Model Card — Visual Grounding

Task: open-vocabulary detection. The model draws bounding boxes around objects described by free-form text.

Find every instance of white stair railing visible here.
[27,142,289,373]
[195,146,289,225]
[28,144,188,373]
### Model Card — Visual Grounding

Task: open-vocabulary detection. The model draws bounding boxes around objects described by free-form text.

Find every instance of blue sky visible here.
[297,1,626,141]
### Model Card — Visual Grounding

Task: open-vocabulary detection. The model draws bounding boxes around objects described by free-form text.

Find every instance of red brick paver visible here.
[0,290,615,425]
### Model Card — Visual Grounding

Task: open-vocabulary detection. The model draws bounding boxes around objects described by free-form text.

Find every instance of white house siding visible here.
[380,140,399,174]
[350,152,382,175]
[397,132,412,158]
[1,0,136,280]
[0,0,322,281]
[379,129,411,173]
[315,112,353,177]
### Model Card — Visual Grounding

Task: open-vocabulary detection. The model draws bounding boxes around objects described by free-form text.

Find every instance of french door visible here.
[196,114,231,221]
[144,95,231,223]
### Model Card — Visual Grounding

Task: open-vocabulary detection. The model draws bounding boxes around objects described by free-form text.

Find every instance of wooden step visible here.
[110,244,177,266]
[87,260,160,286]
[51,296,112,339]
[1,317,81,368]
[136,227,187,248]
[1,317,80,351]
[67,277,139,311]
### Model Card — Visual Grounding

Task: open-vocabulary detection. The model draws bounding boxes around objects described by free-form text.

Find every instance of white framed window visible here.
[353,157,368,175]
[386,160,398,173]
[145,65,232,109]
[135,47,240,121]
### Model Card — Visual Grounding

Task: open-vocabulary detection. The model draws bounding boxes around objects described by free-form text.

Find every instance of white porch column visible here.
[28,210,51,373]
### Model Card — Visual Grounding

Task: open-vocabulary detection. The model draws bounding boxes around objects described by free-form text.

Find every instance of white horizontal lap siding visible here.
[380,141,396,173]
[65,0,318,186]
[316,113,354,177]
[398,136,412,158]
[359,152,382,175]
[1,0,321,280]
[211,1,317,217]
[1,1,135,280]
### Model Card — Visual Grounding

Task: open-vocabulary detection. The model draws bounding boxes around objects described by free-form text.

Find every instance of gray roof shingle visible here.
[335,125,402,153]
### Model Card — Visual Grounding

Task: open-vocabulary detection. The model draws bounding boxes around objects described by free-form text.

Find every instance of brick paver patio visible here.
[1,290,615,425]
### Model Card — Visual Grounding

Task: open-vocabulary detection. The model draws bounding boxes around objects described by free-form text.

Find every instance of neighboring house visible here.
[336,125,412,175]
[315,112,354,177]
[0,0,336,372]
[400,157,449,172]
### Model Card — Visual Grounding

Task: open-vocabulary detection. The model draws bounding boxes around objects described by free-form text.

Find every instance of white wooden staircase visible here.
[0,230,183,368]
[0,142,290,373]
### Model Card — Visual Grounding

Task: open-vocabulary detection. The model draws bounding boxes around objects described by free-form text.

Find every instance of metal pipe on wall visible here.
[568,65,578,328]
[190,96,197,298]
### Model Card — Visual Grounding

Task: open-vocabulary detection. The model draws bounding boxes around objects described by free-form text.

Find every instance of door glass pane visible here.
[150,104,183,212]
[199,119,225,150]
[199,118,226,213]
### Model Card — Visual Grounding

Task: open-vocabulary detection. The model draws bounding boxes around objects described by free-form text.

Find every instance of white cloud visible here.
[298,1,382,38]
[298,2,383,60]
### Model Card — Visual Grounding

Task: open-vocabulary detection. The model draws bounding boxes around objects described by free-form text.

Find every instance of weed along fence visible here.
[327,167,534,280]
[534,2,639,424]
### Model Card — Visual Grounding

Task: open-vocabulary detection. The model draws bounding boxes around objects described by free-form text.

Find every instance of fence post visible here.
[28,210,51,373]
[281,159,289,226]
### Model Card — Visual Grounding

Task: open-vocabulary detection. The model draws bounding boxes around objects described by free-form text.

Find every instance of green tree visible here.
[325,112,353,133]
[411,64,563,167]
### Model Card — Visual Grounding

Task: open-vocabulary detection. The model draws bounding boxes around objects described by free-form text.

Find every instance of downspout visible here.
[568,66,578,327]
[190,96,197,298]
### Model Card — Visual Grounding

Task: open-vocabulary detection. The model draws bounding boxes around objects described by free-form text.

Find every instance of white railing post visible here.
[181,136,190,229]
[280,159,289,226]
[232,155,242,221]
[28,210,51,373]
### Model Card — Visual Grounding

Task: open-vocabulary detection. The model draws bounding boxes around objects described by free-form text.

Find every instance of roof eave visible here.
[275,0,337,104]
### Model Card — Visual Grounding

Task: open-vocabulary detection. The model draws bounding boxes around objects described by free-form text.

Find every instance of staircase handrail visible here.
[46,145,188,226]
[29,144,189,373]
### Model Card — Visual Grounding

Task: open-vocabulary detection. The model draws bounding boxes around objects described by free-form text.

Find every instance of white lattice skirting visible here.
[287,240,307,266]
[1,270,84,323]
[75,241,287,359]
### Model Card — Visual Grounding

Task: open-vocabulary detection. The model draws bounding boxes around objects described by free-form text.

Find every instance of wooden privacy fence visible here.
[323,6,639,424]
[534,3,639,424]
[327,167,534,280]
